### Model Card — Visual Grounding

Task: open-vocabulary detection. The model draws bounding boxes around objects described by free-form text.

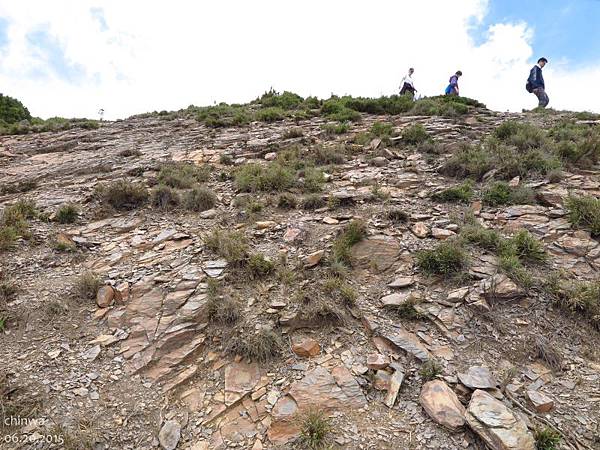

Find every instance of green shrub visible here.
[534,427,561,450]
[96,180,148,210]
[327,107,361,123]
[0,94,31,124]
[301,194,326,210]
[298,410,331,450]
[494,121,546,150]
[498,254,533,289]
[204,229,248,265]
[256,107,285,122]
[55,204,79,224]
[151,185,181,210]
[0,226,18,251]
[432,181,474,203]
[440,144,493,180]
[460,224,502,251]
[302,167,326,192]
[508,229,546,263]
[402,123,430,145]
[235,163,296,192]
[565,195,600,236]
[247,253,275,278]
[259,90,303,110]
[158,162,210,188]
[416,240,468,276]
[322,122,350,135]
[419,359,443,381]
[277,193,298,209]
[548,279,600,330]
[183,186,217,212]
[370,122,394,138]
[331,219,367,266]
[310,145,346,165]
[482,181,536,206]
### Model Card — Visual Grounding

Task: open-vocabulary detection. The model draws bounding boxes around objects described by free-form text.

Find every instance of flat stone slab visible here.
[420,380,466,431]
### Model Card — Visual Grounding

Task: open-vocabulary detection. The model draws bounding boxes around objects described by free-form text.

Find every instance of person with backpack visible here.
[399,68,417,98]
[445,71,462,96]
[526,57,549,108]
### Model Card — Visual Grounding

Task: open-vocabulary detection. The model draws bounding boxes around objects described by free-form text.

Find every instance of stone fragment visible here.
[432,227,456,240]
[255,220,277,229]
[373,370,391,390]
[158,420,181,450]
[224,361,261,405]
[411,222,429,238]
[388,276,414,289]
[384,370,404,408]
[378,329,431,362]
[481,275,523,301]
[303,250,324,268]
[350,236,400,273]
[96,285,115,308]
[526,390,554,413]
[283,228,302,243]
[366,353,389,370]
[420,380,466,431]
[291,337,320,358]
[466,390,535,450]
[458,366,497,390]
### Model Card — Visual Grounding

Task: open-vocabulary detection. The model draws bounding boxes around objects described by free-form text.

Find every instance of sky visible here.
[0,0,599,120]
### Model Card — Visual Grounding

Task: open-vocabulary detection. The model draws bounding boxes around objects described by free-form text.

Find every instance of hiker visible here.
[526,57,549,108]
[399,68,416,98]
[445,71,462,96]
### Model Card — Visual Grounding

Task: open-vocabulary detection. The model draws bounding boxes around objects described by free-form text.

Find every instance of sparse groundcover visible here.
[565,195,600,236]
[534,427,562,450]
[545,277,600,330]
[151,185,181,210]
[0,199,36,250]
[370,121,395,138]
[282,127,304,139]
[73,271,101,302]
[331,219,367,266]
[401,123,430,145]
[322,122,350,135]
[226,328,284,363]
[183,186,217,212]
[309,144,347,166]
[206,295,241,325]
[322,277,358,307]
[247,253,275,279]
[96,179,148,210]
[431,180,474,203]
[482,181,536,206]
[204,229,249,266]
[387,208,409,223]
[298,409,332,450]
[0,180,37,195]
[419,359,443,381]
[277,193,298,209]
[235,162,296,193]
[55,204,79,224]
[158,161,210,188]
[416,239,468,276]
[302,167,326,193]
[301,194,326,210]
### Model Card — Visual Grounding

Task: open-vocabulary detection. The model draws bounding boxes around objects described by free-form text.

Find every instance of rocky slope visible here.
[1,106,599,450]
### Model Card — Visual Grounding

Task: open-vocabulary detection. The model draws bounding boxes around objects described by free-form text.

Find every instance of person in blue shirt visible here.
[445,71,462,96]
[527,57,549,108]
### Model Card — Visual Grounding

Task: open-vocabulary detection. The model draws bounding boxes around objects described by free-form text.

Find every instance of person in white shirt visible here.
[399,68,416,98]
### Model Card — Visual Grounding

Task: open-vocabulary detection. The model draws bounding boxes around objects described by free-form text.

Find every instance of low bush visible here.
[183,186,217,212]
[565,195,600,236]
[416,240,468,276]
[401,123,430,145]
[151,185,180,210]
[431,181,474,203]
[96,180,148,210]
[158,162,210,188]
[235,163,296,192]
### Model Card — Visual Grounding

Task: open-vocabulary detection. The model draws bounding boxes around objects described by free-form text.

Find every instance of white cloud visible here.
[0,0,598,119]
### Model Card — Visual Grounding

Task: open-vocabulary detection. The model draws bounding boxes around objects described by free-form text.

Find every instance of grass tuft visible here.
[226,328,284,363]
[183,186,217,212]
[298,410,331,450]
[416,240,468,276]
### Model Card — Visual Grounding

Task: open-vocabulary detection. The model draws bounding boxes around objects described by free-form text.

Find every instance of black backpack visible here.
[525,81,533,93]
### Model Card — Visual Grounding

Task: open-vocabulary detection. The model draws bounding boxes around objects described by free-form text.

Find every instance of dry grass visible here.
[226,328,284,363]
[204,229,248,265]
[297,409,332,450]
[96,180,148,210]
[73,271,101,302]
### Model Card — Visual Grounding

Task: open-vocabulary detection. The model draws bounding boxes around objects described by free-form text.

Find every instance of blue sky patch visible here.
[90,7,108,31]
[472,0,600,67]
[0,17,10,49]
[26,25,85,82]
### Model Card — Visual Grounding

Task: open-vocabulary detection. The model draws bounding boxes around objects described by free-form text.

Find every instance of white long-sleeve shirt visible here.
[401,74,414,88]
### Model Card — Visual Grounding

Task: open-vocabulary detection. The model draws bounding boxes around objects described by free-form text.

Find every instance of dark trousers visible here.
[533,88,549,108]
[399,83,415,97]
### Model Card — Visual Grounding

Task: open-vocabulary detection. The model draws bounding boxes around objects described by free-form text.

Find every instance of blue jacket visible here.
[528,65,545,90]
